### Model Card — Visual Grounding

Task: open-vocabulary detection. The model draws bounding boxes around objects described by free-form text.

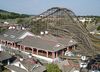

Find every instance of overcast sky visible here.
[0,0,100,16]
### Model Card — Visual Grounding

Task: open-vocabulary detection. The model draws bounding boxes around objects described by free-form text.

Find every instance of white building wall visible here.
[21,51,53,63]
[79,18,86,23]
[19,32,35,39]
[11,70,16,72]
[0,44,3,51]
[32,54,53,63]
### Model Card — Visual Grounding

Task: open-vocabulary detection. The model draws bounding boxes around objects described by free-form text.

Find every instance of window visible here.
[3,34,8,37]
[10,35,15,38]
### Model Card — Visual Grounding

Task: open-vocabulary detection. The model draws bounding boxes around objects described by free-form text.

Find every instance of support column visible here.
[32,48,34,54]
[37,49,38,55]
[46,51,48,58]
[14,43,16,48]
[3,40,6,45]
[73,45,76,50]
[62,50,64,56]
[67,47,69,51]
[52,52,55,59]
[23,46,25,52]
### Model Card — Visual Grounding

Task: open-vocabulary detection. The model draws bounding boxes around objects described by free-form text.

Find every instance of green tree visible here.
[16,18,24,24]
[46,64,61,72]
[97,26,100,30]
[31,21,47,35]
[0,28,6,33]
[0,9,29,19]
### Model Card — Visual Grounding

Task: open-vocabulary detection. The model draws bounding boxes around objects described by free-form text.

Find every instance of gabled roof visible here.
[5,65,27,72]
[20,58,39,71]
[32,65,46,72]
[0,51,12,61]
[41,34,77,46]
[21,58,46,72]
[5,57,45,72]
[6,63,45,72]
[19,34,77,52]
[19,36,66,52]
[0,29,30,42]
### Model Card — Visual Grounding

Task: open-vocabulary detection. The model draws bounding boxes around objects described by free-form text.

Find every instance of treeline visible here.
[0,9,30,19]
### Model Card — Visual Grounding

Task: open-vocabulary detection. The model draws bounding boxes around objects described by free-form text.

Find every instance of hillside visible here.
[0,9,30,19]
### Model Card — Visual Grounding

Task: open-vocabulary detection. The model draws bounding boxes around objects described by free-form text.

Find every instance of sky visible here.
[0,0,100,16]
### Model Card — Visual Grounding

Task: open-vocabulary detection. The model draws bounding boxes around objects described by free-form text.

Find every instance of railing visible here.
[25,50,32,53]
[33,51,37,54]
[48,55,52,58]
[38,52,46,57]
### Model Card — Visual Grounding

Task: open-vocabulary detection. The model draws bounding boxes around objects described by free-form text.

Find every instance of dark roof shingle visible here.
[0,52,12,61]
[19,36,66,52]
[5,65,27,72]
[0,29,28,42]
[19,35,77,52]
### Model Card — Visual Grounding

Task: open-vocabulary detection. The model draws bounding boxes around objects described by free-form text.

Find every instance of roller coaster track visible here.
[54,25,94,53]
[29,7,95,55]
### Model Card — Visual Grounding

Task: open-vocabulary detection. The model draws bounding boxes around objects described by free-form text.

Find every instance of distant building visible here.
[78,17,94,23]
